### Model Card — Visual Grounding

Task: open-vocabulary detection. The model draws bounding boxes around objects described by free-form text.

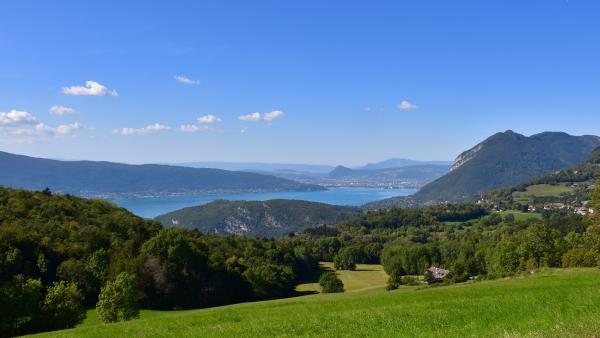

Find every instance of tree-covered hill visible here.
[155,199,361,238]
[0,151,323,198]
[0,187,319,336]
[365,131,600,208]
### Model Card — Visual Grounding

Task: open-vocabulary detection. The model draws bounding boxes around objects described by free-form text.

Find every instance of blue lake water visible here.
[113,187,416,218]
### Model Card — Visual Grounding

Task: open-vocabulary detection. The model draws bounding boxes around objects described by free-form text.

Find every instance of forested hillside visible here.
[366,131,600,208]
[0,151,322,198]
[155,199,361,238]
[0,187,318,336]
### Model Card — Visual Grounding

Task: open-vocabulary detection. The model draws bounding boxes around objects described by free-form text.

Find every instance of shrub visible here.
[562,248,597,267]
[42,281,86,330]
[96,272,139,323]
[401,275,420,286]
[319,271,344,293]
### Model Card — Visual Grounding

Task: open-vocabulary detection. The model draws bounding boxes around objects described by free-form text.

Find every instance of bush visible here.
[401,275,420,286]
[319,271,344,293]
[42,281,86,330]
[96,272,139,323]
[562,248,597,267]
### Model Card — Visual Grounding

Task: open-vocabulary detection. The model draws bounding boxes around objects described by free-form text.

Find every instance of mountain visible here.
[365,131,600,208]
[155,199,361,237]
[175,161,335,174]
[0,151,324,198]
[328,164,449,182]
[359,158,453,170]
[480,146,600,210]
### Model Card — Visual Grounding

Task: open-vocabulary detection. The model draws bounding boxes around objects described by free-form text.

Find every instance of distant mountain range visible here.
[365,131,600,209]
[0,151,323,198]
[176,161,335,174]
[358,159,452,170]
[155,199,361,237]
[175,158,452,174]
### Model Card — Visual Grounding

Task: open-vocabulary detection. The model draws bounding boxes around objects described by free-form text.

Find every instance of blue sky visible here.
[1,1,599,165]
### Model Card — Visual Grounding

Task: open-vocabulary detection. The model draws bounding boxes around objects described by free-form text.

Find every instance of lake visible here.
[114,187,416,218]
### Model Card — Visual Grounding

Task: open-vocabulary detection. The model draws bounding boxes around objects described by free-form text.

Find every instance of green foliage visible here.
[243,262,295,299]
[318,271,344,293]
[561,248,597,267]
[333,247,357,270]
[96,272,139,323]
[42,281,86,329]
[0,276,44,337]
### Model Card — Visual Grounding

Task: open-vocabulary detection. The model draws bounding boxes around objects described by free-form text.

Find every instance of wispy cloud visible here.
[197,114,222,123]
[180,124,200,133]
[240,127,248,134]
[49,105,75,116]
[120,123,171,136]
[263,110,284,122]
[397,100,417,110]
[239,110,285,122]
[239,112,262,121]
[0,110,37,126]
[174,75,200,85]
[36,122,83,136]
[63,81,118,96]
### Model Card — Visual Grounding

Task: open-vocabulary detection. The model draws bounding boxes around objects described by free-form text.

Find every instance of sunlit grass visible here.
[33,268,600,337]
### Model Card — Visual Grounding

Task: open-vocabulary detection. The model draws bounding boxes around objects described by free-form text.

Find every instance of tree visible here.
[243,262,295,299]
[96,272,139,323]
[333,247,357,271]
[42,281,86,330]
[319,271,344,293]
[0,277,44,337]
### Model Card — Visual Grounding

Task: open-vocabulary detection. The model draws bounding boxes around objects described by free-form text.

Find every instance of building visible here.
[427,267,450,281]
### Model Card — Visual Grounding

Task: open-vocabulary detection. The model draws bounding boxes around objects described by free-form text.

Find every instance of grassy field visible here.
[34,268,600,337]
[512,183,574,203]
[495,210,542,221]
[296,262,389,293]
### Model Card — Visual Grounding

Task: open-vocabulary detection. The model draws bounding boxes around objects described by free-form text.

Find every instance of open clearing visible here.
[34,268,600,337]
[512,183,574,203]
[295,262,389,293]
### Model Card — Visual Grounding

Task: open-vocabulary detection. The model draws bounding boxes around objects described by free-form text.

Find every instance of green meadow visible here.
[34,268,600,337]
[512,183,574,203]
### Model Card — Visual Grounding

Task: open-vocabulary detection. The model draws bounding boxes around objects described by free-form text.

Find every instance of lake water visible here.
[113,187,416,218]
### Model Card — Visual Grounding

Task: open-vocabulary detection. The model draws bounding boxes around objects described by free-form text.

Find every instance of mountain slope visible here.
[365,131,600,208]
[155,199,360,237]
[0,151,323,198]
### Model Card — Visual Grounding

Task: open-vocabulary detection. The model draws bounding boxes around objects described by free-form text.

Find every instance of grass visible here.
[33,268,600,337]
[295,262,389,293]
[495,210,542,221]
[512,183,574,203]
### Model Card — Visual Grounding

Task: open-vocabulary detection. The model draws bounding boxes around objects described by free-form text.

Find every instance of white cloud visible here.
[0,110,37,126]
[197,114,222,123]
[397,100,417,110]
[239,112,261,121]
[174,75,200,85]
[63,81,118,96]
[36,122,83,136]
[262,110,284,122]
[239,110,285,122]
[180,124,200,133]
[120,123,171,136]
[49,105,75,116]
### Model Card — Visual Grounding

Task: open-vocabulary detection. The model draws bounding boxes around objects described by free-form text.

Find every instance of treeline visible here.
[0,187,317,336]
[298,182,600,288]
